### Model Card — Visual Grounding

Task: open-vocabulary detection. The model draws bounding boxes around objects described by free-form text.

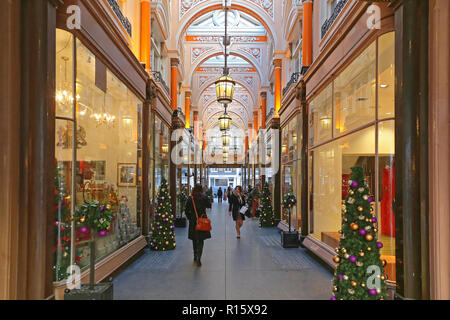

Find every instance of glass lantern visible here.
[215,76,236,104]
[219,109,232,132]
[222,133,231,146]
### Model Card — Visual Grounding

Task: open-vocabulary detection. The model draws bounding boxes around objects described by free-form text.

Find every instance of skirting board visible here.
[53,235,147,300]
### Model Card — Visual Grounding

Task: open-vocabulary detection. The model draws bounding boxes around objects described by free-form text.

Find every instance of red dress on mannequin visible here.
[381,166,395,237]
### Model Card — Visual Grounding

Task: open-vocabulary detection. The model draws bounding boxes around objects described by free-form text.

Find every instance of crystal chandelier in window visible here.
[91,94,116,128]
[56,56,79,110]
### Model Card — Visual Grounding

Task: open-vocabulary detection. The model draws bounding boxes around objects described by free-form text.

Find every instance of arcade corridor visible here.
[113,202,332,300]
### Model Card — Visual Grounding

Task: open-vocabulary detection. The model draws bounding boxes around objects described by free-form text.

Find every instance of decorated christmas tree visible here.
[259,183,275,227]
[331,166,388,300]
[150,179,176,251]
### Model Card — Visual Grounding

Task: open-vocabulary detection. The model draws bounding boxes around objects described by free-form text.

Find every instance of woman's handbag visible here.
[192,196,212,232]
[240,205,249,214]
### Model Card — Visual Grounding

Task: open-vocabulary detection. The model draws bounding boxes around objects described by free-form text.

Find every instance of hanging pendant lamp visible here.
[215,3,235,104]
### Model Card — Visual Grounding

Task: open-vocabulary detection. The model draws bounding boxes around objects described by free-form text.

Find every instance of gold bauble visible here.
[367,247,372,251]
[357,206,364,212]
[366,218,371,222]
[165,241,169,245]
[358,251,365,257]
[350,223,359,231]
[333,256,341,263]
[365,234,374,242]
[343,218,348,222]
[333,286,338,292]
[382,259,387,267]
[335,247,340,253]
[351,281,358,287]
[381,275,386,281]
[341,248,347,254]
[361,283,366,288]
[373,228,378,233]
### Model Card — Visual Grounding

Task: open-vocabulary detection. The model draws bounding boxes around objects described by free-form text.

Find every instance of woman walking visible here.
[185,184,212,266]
[228,186,246,238]
[226,186,232,205]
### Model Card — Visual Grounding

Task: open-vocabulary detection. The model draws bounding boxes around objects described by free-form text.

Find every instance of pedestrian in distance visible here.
[228,186,246,239]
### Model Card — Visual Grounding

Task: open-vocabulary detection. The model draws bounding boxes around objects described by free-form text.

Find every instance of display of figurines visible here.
[117,196,138,245]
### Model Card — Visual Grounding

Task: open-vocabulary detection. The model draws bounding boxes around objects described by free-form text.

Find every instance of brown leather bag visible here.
[192,196,212,232]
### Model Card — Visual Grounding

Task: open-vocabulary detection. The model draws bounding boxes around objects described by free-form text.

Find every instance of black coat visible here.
[217,189,223,197]
[185,194,212,240]
[228,193,246,221]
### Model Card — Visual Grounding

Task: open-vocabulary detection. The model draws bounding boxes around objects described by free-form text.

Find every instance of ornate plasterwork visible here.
[179,0,274,20]
[179,0,207,20]
[236,47,262,63]
[248,0,274,19]
[196,66,257,73]
[186,35,267,43]
[202,102,248,128]
[191,47,214,63]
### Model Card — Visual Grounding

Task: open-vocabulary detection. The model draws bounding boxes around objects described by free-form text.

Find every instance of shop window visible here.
[334,42,376,135]
[309,83,333,145]
[308,33,397,283]
[378,32,395,119]
[377,120,396,281]
[54,31,143,280]
[281,114,302,230]
[154,116,169,198]
[310,126,375,247]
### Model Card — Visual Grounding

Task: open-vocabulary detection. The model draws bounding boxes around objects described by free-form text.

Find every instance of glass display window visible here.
[307,31,396,283]
[378,32,395,119]
[309,83,333,146]
[334,42,376,136]
[154,116,169,199]
[281,114,302,230]
[310,126,375,246]
[377,120,396,280]
[54,30,143,280]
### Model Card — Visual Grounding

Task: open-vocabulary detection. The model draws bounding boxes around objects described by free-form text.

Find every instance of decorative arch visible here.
[196,79,257,112]
[204,110,247,132]
[176,1,277,52]
[188,51,263,89]
[201,100,250,125]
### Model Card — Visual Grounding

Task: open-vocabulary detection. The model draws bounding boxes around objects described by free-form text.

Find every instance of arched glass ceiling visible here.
[187,10,266,36]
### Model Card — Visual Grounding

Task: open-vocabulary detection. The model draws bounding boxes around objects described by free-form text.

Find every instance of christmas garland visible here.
[75,200,115,236]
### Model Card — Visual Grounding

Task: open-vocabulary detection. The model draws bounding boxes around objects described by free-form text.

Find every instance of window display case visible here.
[307,32,396,282]
[281,115,302,230]
[54,29,143,280]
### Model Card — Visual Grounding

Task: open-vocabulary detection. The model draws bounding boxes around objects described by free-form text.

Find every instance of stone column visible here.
[140,0,151,72]
[391,0,430,300]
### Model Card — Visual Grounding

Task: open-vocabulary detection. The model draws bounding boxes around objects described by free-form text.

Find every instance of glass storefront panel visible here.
[334,43,376,135]
[281,160,300,229]
[75,42,141,267]
[55,29,74,119]
[309,83,332,145]
[54,32,144,279]
[310,126,376,246]
[154,116,169,199]
[378,32,395,119]
[377,120,396,280]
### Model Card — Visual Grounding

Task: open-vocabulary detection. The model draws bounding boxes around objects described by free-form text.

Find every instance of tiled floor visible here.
[113,202,333,300]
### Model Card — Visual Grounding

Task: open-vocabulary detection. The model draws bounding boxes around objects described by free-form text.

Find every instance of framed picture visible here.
[117,163,137,187]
